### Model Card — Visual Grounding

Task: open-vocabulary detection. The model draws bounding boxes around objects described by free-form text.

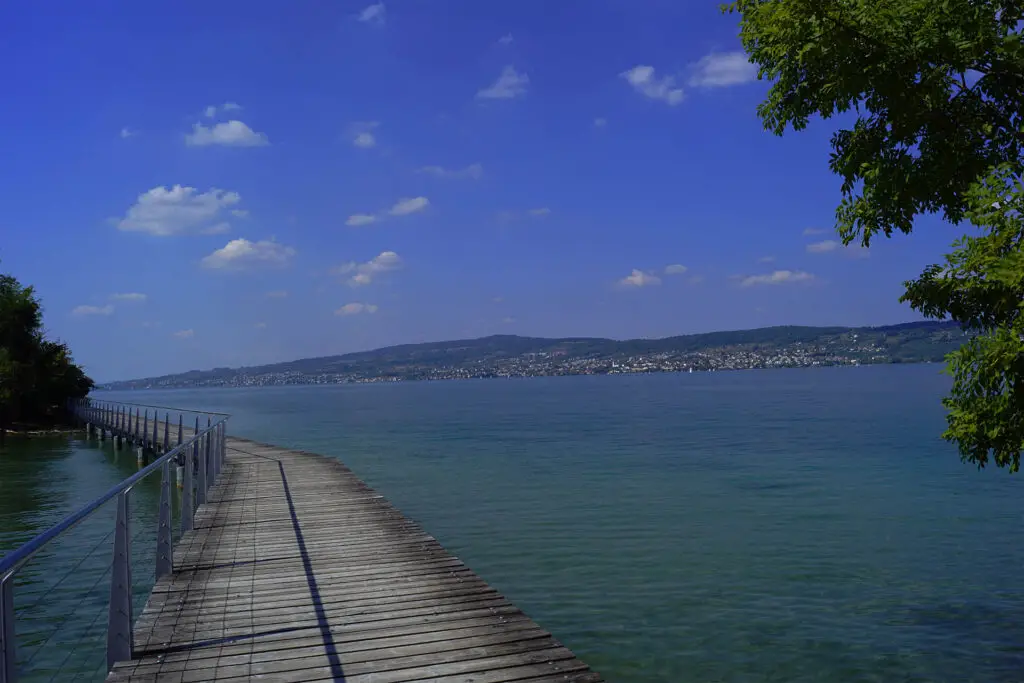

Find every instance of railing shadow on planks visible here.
[0,398,230,683]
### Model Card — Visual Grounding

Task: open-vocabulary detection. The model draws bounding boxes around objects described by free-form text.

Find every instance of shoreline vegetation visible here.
[0,268,94,445]
[99,320,966,391]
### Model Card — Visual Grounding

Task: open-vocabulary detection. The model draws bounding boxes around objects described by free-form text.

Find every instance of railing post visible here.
[152,412,159,452]
[177,415,183,446]
[192,418,201,516]
[156,462,173,579]
[162,413,170,453]
[181,446,193,535]
[198,430,208,506]
[106,490,133,670]
[134,408,141,442]
[1,573,15,683]
[142,410,149,449]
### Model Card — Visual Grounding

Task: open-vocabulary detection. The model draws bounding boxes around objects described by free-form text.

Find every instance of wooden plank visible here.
[107,438,602,682]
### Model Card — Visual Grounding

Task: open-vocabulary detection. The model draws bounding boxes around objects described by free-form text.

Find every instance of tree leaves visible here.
[726,0,1024,470]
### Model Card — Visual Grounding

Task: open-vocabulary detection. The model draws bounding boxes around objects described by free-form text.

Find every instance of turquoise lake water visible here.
[2,364,1023,681]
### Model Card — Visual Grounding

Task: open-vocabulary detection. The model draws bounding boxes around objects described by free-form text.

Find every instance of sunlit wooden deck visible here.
[105,438,602,682]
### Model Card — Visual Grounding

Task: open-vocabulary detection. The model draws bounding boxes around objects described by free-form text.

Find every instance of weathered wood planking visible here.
[106,438,602,682]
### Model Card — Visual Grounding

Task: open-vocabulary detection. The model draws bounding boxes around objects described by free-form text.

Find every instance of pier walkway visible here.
[0,401,602,683]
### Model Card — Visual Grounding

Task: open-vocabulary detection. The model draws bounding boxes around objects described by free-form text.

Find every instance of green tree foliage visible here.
[0,269,93,433]
[725,0,1024,469]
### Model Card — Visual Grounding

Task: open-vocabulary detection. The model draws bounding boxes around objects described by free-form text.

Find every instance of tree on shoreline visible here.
[0,269,93,440]
[726,0,1023,470]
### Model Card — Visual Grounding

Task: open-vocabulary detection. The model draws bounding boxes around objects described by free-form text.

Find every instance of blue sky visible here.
[1,1,963,381]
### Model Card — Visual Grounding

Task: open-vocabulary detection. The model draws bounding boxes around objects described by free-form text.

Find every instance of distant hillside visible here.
[98,320,967,390]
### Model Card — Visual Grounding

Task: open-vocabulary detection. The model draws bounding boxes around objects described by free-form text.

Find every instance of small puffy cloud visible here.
[477,65,529,100]
[418,163,483,180]
[620,66,683,105]
[185,120,269,147]
[335,302,379,316]
[528,207,551,217]
[688,52,758,88]
[502,316,516,324]
[619,269,661,288]
[231,209,249,218]
[357,2,385,25]
[115,185,241,236]
[497,33,513,46]
[593,117,608,128]
[664,264,688,275]
[333,251,402,287]
[266,290,289,299]
[120,127,137,139]
[758,255,776,263]
[173,329,194,339]
[348,121,379,148]
[202,222,231,235]
[346,214,378,227]
[205,103,241,118]
[353,132,376,148]
[388,197,430,216]
[110,292,146,302]
[254,321,268,329]
[803,227,828,236]
[807,239,841,253]
[740,270,815,287]
[72,304,114,317]
[201,238,296,270]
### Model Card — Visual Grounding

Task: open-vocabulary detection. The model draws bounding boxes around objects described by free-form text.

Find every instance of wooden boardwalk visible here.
[106,438,602,682]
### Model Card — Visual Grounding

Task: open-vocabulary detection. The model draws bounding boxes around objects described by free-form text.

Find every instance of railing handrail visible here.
[76,399,230,417]
[0,410,226,581]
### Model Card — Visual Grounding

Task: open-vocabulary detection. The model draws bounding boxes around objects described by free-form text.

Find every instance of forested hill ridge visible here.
[100,320,966,390]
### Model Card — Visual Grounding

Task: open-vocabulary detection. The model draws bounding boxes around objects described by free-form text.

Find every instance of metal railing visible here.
[0,398,231,683]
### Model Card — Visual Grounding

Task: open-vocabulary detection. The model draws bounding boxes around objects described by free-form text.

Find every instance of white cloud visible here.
[185,120,269,147]
[115,185,241,236]
[333,251,402,287]
[357,2,385,25]
[740,270,815,287]
[110,292,146,302]
[266,290,289,299]
[619,269,661,287]
[231,209,249,218]
[201,238,296,270]
[528,207,551,217]
[758,255,776,263]
[803,227,828,236]
[418,163,483,180]
[72,304,114,317]
[664,264,688,275]
[593,117,607,128]
[477,66,529,100]
[807,240,841,253]
[335,302,379,316]
[688,52,758,88]
[497,33,513,46]
[254,322,267,329]
[204,105,217,118]
[502,316,516,324]
[353,132,376,148]
[620,66,684,105]
[120,127,137,139]
[388,197,430,216]
[348,121,380,149]
[173,329,194,339]
[346,214,378,227]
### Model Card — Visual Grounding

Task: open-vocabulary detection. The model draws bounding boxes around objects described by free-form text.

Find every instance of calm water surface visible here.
[3,364,1022,681]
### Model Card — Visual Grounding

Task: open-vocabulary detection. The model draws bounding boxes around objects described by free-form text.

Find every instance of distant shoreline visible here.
[96,357,946,393]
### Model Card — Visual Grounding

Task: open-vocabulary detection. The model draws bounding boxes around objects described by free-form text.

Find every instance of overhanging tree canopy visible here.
[726,0,1024,469]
